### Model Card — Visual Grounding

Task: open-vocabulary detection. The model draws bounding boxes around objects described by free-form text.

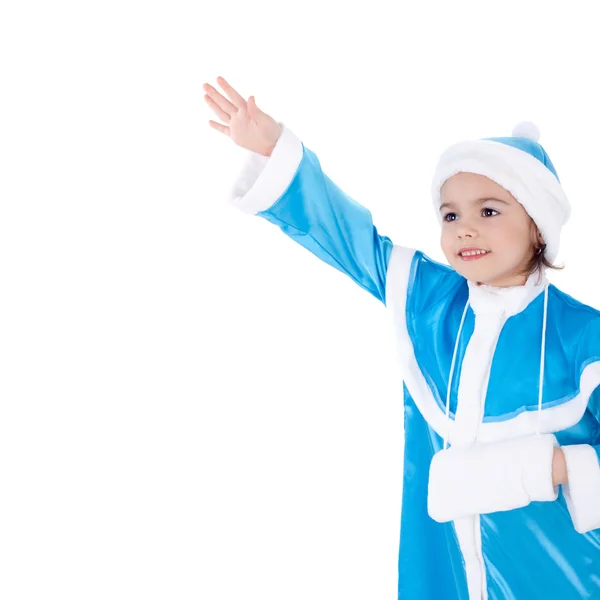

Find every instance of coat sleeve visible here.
[227,123,393,304]
[561,385,600,534]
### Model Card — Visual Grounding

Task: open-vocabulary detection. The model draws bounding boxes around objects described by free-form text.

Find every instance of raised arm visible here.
[204,77,393,304]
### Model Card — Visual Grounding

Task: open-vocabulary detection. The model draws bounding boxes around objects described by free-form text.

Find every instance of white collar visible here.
[466,269,548,318]
[442,269,550,448]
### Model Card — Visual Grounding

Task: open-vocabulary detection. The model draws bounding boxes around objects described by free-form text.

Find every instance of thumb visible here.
[247,95,259,119]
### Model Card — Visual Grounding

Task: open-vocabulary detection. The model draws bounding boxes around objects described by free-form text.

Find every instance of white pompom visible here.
[512,121,540,142]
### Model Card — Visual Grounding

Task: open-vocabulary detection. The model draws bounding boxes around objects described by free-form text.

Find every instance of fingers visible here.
[204,94,231,122]
[246,96,255,120]
[247,95,260,121]
[215,76,247,110]
[208,120,230,136]
[203,82,238,117]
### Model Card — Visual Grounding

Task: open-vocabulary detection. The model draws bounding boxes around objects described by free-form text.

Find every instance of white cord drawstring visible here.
[444,301,470,450]
[536,284,549,435]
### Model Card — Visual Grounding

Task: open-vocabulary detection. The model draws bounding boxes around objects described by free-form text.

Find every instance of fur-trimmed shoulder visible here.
[408,250,466,316]
[549,285,600,364]
[549,284,600,318]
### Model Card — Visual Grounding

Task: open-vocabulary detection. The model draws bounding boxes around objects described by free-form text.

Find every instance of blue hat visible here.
[432,122,571,263]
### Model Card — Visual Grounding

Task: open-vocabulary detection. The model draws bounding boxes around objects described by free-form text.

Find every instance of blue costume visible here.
[228,123,600,599]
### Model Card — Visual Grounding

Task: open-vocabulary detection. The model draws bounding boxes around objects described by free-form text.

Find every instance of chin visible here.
[449,254,528,287]
[452,261,501,284]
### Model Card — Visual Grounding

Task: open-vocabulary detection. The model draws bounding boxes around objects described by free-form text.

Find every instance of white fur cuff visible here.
[227,123,304,215]
[562,444,600,533]
[428,434,559,523]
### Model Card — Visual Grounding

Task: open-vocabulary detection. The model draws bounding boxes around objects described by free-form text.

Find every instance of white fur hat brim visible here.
[432,139,571,263]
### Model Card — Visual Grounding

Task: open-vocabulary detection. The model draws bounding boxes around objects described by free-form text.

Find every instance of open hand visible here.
[203,76,282,157]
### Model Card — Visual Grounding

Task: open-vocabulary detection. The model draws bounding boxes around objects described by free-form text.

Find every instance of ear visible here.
[531,221,545,245]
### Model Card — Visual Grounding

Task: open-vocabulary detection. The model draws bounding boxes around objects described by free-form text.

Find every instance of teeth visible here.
[461,250,488,257]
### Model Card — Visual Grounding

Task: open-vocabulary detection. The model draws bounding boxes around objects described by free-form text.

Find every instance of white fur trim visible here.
[467,270,546,318]
[427,434,559,523]
[227,123,304,215]
[477,360,600,443]
[452,310,506,446]
[385,246,452,436]
[453,516,488,600]
[562,444,600,533]
[431,140,570,263]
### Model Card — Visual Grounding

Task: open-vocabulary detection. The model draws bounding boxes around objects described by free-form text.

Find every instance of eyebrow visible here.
[439,197,511,212]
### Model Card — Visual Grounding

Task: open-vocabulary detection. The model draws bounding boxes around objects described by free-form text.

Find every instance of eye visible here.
[443,212,457,222]
[482,208,499,217]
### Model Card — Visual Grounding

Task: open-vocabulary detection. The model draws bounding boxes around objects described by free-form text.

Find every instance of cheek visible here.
[489,220,527,242]
[440,230,453,255]
[509,225,533,248]
[491,224,532,258]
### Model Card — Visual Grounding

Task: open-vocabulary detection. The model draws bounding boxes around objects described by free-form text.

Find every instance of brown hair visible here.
[518,220,565,281]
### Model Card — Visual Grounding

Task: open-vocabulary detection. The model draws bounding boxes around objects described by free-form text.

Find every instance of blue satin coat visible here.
[230,126,600,599]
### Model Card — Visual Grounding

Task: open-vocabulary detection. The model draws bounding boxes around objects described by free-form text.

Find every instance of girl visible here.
[203,76,600,599]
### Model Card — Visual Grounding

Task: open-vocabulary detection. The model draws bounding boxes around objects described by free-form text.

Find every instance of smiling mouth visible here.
[458,249,491,261]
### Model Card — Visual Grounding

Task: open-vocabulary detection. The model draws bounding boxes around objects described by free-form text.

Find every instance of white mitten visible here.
[428,434,559,523]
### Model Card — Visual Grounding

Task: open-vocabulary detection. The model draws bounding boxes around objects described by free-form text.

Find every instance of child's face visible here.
[440,172,539,287]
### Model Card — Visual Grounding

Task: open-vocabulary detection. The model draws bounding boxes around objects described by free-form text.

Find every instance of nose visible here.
[456,218,478,239]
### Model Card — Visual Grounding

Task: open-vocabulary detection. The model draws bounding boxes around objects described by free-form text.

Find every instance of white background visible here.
[1,1,599,598]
